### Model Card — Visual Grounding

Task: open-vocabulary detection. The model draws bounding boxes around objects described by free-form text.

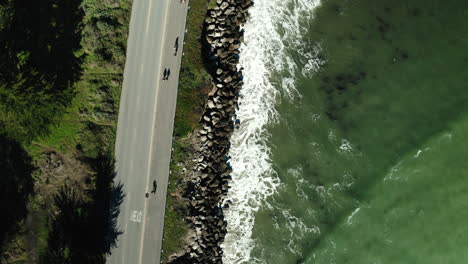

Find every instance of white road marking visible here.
[139,63,144,76]
[130,210,143,223]
[144,0,154,35]
[138,0,171,262]
[109,0,189,263]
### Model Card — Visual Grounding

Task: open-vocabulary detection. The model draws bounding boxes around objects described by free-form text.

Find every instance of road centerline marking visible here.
[144,0,154,35]
[137,0,172,263]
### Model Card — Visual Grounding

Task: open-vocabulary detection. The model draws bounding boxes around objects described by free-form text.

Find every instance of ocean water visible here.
[222,0,468,263]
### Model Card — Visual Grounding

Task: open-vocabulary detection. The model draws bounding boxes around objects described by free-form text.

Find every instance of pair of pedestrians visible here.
[162,68,171,80]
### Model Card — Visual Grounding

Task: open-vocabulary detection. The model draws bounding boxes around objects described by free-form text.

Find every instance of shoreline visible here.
[167,0,253,263]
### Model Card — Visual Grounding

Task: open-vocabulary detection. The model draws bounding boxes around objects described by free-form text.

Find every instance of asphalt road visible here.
[108,0,188,263]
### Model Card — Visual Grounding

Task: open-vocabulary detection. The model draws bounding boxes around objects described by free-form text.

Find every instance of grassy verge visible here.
[161,0,213,262]
[162,139,192,260]
[172,0,212,137]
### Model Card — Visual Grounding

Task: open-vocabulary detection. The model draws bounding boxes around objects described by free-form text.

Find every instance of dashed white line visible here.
[137,0,171,262]
[144,0,154,35]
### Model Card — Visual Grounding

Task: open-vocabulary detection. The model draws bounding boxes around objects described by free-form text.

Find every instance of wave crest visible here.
[221,0,322,263]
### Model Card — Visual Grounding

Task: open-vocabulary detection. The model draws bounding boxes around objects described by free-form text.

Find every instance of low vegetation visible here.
[173,0,214,137]
[0,0,131,262]
[161,0,213,262]
[0,0,212,261]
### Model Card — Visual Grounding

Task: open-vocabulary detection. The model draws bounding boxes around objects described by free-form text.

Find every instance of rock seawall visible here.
[168,0,253,263]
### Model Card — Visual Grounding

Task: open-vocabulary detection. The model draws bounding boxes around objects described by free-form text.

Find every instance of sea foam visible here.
[221,0,322,263]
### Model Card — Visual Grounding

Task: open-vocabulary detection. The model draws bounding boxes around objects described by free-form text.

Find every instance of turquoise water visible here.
[238,0,468,263]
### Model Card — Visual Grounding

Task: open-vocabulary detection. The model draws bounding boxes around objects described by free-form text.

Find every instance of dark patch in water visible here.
[321,67,368,121]
[331,4,342,14]
[376,16,391,34]
[336,84,346,91]
[358,25,367,32]
[394,47,410,61]
[296,257,304,264]
[376,16,393,42]
[410,8,422,17]
[326,110,338,121]
[334,72,367,91]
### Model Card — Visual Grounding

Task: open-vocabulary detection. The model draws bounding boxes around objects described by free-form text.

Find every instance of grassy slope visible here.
[0,0,132,262]
[161,0,212,262]
[28,0,132,157]
[33,0,132,258]
[0,0,210,261]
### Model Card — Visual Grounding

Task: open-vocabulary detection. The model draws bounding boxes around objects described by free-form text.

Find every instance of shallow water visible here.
[223,0,468,263]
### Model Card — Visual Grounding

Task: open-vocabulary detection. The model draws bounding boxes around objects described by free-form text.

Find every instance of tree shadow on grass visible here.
[0,0,85,141]
[0,0,84,82]
[0,135,34,258]
[40,152,124,264]
[87,152,124,256]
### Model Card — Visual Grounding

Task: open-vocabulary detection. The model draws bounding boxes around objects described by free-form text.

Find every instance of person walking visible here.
[174,37,179,56]
[163,68,168,80]
[151,180,157,194]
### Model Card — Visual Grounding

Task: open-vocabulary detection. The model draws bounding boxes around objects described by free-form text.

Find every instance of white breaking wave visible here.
[346,207,361,225]
[221,0,322,263]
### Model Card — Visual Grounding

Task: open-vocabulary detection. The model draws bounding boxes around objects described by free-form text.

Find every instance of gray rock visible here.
[220,2,229,10]
[223,76,233,83]
[208,100,215,109]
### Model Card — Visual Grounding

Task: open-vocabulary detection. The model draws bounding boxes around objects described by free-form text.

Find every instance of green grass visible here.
[1,0,209,261]
[207,0,218,9]
[24,0,129,158]
[173,0,211,137]
[162,141,191,261]
[161,0,213,262]
[0,0,131,261]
